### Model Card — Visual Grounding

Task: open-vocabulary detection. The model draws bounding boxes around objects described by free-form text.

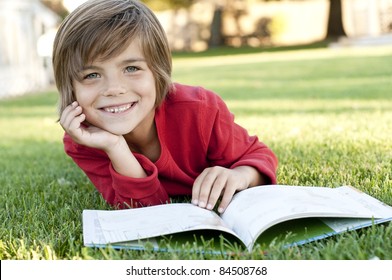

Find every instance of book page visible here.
[83,203,239,246]
[221,185,392,249]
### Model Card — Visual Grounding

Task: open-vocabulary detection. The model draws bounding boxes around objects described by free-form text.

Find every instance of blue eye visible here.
[84,73,100,79]
[125,66,138,73]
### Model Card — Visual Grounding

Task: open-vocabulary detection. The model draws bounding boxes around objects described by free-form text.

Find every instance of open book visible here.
[83,185,392,252]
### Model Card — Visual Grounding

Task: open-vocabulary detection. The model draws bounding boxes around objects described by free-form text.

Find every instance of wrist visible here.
[105,137,146,179]
[103,135,127,156]
[234,166,264,187]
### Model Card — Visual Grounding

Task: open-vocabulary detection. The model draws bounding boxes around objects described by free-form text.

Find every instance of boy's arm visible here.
[64,134,170,208]
[192,89,278,213]
[104,136,146,179]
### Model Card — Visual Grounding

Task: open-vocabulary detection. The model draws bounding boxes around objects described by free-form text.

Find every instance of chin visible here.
[101,125,134,136]
[110,128,134,136]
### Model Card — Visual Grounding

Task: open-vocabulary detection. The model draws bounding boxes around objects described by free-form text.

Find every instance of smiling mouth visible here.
[101,102,136,114]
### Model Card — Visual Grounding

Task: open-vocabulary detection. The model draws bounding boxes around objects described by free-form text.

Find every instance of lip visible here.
[99,102,137,114]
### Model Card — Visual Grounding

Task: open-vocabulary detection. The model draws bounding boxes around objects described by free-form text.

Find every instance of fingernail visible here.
[218,207,224,213]
[206,203,213,210]
[198,201,206,208]
[192,199,198,205]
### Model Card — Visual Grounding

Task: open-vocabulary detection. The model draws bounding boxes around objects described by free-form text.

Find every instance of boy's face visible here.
[73,40,156,136]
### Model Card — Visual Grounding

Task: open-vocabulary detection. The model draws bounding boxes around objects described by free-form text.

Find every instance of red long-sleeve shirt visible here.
[64,83,278,208]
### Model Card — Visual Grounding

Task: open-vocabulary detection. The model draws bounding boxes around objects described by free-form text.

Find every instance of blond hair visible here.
[52,0,172,116]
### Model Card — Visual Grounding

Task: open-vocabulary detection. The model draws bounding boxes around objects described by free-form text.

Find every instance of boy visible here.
[52,0,278,213]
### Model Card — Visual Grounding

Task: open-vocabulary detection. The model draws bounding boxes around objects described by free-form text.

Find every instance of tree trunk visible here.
[326,0,347,39]
[208,6,224,48]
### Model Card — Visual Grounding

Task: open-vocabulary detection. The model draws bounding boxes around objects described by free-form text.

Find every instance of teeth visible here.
[103,103,133,113]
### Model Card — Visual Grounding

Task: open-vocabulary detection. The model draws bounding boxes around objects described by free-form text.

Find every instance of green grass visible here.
[171,40,331,59]
[1,45,392,260]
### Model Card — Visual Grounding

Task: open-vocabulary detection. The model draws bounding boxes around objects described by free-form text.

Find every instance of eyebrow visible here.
[122,58,146,64]
[81,65,101,71]
[81,57,146,71]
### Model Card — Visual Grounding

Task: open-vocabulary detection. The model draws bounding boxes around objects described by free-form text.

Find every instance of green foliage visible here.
[142,0,194,11]
[1,46,392,259]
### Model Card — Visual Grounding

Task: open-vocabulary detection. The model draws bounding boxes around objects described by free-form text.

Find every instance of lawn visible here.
[1,45,392,260]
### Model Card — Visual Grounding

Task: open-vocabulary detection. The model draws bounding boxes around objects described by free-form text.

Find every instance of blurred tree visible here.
[41,0,195,16]
[325,0,346,38]
[208,0,348,47]
[142,0,195,11]
[143,0,237,48]
[40,0,68,19]
[209,4,224,47]
[261,0,347,40]
[142,0,197,51]
[209,0,248,48]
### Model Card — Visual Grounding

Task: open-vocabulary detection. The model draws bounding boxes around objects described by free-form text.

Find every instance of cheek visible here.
[74,86,96,107]
[73,83,83,103]
[139,74,157,99]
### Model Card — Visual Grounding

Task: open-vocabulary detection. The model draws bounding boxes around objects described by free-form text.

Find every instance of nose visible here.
[103,74,126,97]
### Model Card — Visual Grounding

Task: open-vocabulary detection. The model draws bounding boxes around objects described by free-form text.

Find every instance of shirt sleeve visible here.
[63,134,170,208]
[199,88,278,184]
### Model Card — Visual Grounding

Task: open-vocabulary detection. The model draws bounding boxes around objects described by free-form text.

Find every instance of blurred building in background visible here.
[345,0,392,36]
[0,0,60,98]
[336,0,392,47]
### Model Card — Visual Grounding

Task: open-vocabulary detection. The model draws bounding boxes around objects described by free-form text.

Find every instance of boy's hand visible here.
[59,101,122,151]
[60,101,146,179]
[192,166,261,213]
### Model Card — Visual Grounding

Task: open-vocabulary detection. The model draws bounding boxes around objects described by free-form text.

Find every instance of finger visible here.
[60,102,78,128]
[62,112,87,144]
[59,101,78,125]
[217,185,237,213]
[60,104,83,131]
[192,168,209,207]
[194,167,228,210]
[198,168,222,209]
[68,113,86,132]
[193,167,220,208]
[206,173,228,210]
